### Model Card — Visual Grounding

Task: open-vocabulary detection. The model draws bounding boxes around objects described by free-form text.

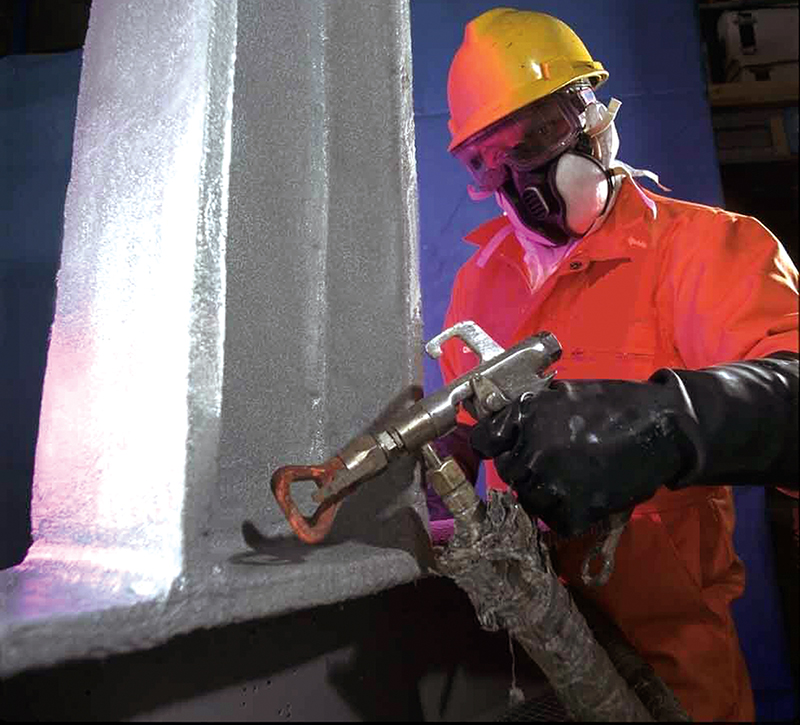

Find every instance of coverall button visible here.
[569,261,583,270]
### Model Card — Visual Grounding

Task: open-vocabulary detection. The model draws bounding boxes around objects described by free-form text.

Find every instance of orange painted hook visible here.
[270,457,347,544]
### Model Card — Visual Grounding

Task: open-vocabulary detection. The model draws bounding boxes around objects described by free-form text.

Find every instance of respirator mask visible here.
[453,85,621,246]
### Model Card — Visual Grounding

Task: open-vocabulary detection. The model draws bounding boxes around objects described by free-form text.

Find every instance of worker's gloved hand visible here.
[469,354,798,538]
[469,378,690,537]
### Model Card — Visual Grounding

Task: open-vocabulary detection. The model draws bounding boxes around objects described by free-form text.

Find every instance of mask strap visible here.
[467,184,494,201]
[585,97,621,138]
[579,167,622,239]
[610,161,671,221]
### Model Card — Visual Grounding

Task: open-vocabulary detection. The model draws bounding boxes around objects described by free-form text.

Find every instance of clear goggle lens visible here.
[453,88,594,193]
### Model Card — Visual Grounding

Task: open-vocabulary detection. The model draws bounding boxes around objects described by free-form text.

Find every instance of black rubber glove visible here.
[469,353,798,538]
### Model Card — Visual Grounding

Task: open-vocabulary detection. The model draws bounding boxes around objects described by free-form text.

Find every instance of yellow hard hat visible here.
[447,8,608,151]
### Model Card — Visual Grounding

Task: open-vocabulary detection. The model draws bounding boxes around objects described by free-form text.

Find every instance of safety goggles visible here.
[452,87,595,193]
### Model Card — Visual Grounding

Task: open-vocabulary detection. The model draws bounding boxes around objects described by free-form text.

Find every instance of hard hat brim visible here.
[448,62,607,153]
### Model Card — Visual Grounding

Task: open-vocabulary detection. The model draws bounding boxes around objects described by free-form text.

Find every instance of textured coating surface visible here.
[0,0,425,677]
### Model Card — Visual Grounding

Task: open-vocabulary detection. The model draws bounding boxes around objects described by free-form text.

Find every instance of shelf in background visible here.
[717,150,797,164]
[709,80,799,106]
[698,1,798,11]
[712,104,798,162]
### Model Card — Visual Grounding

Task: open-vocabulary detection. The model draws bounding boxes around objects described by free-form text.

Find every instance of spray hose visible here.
[425,443,690,723]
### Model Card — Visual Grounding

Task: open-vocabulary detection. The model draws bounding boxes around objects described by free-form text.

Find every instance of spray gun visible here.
[270,321,627,585]
[271,322,558,541]
[268,322,679,721]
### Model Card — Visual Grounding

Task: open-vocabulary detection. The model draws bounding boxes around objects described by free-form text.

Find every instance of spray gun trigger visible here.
[468,373,511,419]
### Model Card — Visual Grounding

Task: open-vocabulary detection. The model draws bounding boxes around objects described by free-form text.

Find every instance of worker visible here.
[435,8,799,721]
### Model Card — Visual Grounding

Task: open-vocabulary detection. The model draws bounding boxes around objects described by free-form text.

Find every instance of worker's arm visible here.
[470,216,799,538]
[469,352,798,538]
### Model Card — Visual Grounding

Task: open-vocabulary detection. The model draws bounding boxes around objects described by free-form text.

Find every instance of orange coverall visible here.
[439,179,799,721]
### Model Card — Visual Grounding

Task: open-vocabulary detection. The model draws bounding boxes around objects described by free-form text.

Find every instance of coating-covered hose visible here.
[569,588,690,722]
[426,447,690,722]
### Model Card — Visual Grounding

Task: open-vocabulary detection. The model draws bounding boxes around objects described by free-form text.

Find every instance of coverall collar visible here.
[464,179,657,265]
